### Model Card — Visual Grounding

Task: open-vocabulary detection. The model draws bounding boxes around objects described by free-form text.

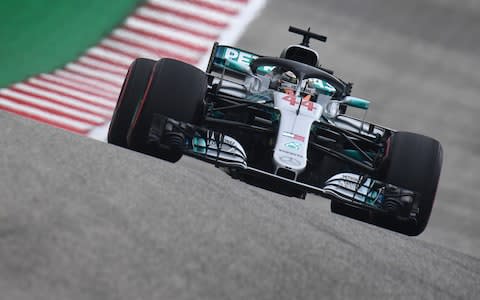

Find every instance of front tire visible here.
[378,132,443,235]
[127,58,208,162]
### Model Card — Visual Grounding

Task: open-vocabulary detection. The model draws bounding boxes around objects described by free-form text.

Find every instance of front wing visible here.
[149,115,419,221]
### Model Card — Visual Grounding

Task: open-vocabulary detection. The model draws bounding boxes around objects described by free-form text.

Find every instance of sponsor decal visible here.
[284,141,301,151]
[218,47,277,75]
[281,132,305,142]
[334,174,359,190]
[293,134,305,142]
[222,48,257,65]
[279,156,301,166]
[278,148,303,158]
[340,179,357,190]
[342,174,359,183]
[258,65,275,74]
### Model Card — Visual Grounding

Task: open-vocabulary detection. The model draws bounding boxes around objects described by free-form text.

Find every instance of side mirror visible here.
[344,96,370,110]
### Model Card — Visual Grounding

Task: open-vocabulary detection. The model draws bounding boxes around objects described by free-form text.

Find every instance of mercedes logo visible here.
[279,156,301,166]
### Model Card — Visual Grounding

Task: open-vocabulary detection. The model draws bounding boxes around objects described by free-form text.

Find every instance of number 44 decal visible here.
[282,94,316,111]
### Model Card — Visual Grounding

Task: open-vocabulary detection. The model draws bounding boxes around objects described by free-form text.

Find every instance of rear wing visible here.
[205,42,337,97]
[206,43,263,81]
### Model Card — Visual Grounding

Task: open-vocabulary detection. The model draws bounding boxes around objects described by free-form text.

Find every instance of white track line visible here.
[65,63,125,85]
[78,56,128,75]
[198,0,246,11]
[39,74,118,99]
[112,28,200,59]
[55,70,121,93]
[13,83,113,116]
[149,0,232,23]
[125,17,211,49]
[0,98,92,133]
[0,89,104,124]
[87,47,136,67]
[28,78,116,108]
[136,7,221,37]
[100,39,161,61]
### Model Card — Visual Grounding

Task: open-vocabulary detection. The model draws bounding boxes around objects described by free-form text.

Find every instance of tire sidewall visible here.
[108,58,155,147]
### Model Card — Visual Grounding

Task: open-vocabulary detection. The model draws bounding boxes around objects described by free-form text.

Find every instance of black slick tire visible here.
[378,132,443,236]
[127,58,208,162]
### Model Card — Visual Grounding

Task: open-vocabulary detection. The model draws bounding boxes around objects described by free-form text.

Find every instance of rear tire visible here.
[127,58,208,162]
[108,58,155,147]
[377,132,443,236]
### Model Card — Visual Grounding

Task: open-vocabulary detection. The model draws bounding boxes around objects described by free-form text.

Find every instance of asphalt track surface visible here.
[2,0,480,299]
[236,0,480,258]
[2,112,480,299]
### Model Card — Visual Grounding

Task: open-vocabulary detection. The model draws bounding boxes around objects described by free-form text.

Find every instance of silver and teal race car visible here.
[108,26,443,236]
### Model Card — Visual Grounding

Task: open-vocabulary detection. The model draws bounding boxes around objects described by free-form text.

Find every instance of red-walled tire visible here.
[108,58,155,148]
[127,58,208,162]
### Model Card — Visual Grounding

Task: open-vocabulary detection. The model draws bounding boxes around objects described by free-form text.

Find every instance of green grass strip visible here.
[0,0,141,87]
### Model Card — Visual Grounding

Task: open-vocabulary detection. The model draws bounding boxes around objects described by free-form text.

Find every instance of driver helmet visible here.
[278,70,298,94]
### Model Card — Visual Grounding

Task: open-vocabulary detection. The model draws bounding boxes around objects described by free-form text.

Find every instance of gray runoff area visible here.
[0,0,480,299]
[235,0,480,258]
[1,112,480,299]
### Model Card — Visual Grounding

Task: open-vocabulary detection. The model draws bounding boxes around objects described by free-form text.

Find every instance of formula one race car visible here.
[108,26,443,236]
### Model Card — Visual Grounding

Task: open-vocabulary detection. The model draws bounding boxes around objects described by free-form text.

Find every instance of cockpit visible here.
[268,69,333,102]
[245,58,339,107]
